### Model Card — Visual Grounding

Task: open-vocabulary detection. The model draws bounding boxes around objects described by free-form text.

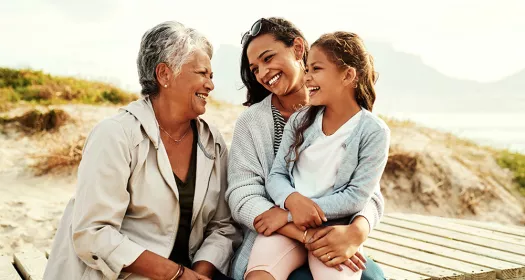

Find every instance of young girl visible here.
[244,32,390,280]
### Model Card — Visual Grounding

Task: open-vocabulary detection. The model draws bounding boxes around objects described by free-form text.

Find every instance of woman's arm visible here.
[193,144,243,276]
[225,115,275,231]
[123,251,180,280]
[312,128,390,220]
[71,119,178,279]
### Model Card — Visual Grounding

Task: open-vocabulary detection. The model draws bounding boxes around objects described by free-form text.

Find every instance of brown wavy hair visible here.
[286,32,378,164]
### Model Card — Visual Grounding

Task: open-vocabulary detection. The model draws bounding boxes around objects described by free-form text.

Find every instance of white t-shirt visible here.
[292,110,362,198]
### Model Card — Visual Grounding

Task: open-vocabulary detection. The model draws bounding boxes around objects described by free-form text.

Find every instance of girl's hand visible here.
[284,192,326,230]
[254,207,289,236]
[305,225,367,272]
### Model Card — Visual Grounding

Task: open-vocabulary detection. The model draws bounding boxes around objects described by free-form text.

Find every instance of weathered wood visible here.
[376,223,525,265]
[365,238,496,280]
[366,247,466,279]
[387,214,525,246]
[370,230,525,279]
[378,263,429,280]
[381,216,525,256]
[13,249,47,280]
[0,256,22,280]
[439,217,525,239]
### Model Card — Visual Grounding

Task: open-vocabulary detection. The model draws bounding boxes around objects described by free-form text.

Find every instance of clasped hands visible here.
[253,192,367,272]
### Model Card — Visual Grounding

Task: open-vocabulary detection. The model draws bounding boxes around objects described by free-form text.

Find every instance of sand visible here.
[0,102,523,256]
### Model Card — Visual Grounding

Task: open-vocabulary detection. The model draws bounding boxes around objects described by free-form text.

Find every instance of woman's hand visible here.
[305,225,367,272]
[254,207,289,236]
[284,192,326,230]
[177,265,211,280]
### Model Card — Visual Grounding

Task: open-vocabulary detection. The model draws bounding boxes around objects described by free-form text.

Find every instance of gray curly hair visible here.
[137,21,213,97]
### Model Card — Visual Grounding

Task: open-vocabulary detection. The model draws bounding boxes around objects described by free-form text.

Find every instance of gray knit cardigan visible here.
[225,95,385,279]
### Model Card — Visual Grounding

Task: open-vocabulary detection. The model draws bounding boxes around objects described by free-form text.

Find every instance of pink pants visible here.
[245,234,363,280]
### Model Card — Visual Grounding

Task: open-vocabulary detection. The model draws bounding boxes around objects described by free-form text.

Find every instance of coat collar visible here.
[120,97,222,159]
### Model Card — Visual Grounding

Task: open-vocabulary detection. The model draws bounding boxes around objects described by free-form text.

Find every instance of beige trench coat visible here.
[44,98,242,279]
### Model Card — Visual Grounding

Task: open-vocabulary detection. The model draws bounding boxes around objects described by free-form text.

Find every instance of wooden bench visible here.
[0,248,47,280]
[365,213,525,280]
[1,213,524,280]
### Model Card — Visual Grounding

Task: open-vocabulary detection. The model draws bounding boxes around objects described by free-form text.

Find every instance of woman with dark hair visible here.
[226,18,385,280]
[246,31,389,280]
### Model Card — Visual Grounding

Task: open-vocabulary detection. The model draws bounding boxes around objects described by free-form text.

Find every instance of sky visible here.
[1,0,524,93]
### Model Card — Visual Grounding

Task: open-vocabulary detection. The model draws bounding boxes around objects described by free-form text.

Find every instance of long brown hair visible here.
[240,17,309,106]
[286,32,378,164]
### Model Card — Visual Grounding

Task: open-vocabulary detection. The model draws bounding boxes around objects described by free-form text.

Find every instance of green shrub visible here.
[0,68,138,106]
[497,150,525,195]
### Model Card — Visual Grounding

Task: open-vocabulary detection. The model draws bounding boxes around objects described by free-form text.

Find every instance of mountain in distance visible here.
[210,42,524,113]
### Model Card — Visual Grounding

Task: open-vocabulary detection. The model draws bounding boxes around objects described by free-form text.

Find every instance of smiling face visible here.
[305,46,351,106]
[246,34,304,97]
[168,49,214,117]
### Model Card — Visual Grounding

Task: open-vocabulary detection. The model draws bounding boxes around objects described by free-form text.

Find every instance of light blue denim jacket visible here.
[267,107,390,221]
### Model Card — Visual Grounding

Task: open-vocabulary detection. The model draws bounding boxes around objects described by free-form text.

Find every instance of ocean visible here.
[387,112,525,153]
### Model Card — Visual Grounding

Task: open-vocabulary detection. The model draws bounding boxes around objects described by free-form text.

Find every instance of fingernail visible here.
[362,264,367,270]
[323,217,327,222]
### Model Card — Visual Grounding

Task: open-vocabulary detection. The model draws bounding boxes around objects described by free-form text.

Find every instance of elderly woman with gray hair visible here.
[44,21,242,280]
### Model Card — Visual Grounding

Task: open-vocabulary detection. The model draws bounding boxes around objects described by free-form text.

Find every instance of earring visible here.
[354,79,358,88]
[164,84,168,88]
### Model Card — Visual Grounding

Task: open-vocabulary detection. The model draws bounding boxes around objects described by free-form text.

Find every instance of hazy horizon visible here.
[1,0,525,94]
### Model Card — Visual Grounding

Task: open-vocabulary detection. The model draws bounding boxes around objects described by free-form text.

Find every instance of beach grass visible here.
[0,68,138,111]
[497,150,525,195]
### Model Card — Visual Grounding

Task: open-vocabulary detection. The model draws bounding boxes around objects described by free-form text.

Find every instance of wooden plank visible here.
[439,218,525,238]
[365,238,496,280]
[378,263,430,280]
[370,230,525,279]
[388,214,525,246]
[376,223,525,265]
[381,216,525,256]
[13,249,47,280]
[0,255,22,280]
[365,247,466,279]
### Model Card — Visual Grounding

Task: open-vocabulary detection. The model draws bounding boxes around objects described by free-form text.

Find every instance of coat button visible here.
[92,255,98,260]
[342,143,347,148]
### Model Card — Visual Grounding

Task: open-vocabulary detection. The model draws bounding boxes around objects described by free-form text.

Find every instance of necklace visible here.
[275,95,305,112]
[159,124,191,144]
[274,83,307,112]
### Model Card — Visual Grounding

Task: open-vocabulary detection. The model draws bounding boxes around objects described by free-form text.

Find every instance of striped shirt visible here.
[271,104,285,155]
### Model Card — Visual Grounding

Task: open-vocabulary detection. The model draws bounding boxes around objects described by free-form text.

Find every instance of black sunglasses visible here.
[241,18,283,45]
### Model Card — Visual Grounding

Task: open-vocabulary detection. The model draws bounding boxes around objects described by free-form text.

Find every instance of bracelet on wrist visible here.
[170,264,185,280]
[302,229,309,243]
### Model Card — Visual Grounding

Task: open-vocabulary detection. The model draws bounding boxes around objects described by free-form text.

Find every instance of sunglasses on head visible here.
[240,18,284,45]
